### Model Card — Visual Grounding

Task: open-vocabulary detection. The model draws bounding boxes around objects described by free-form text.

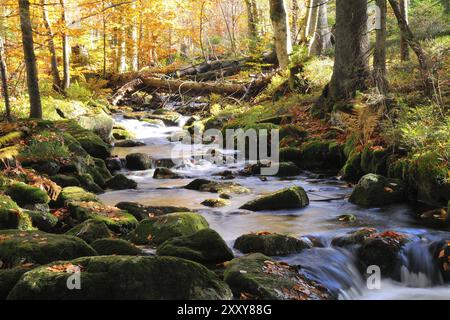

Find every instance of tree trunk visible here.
[18,0,42,119]
[388,0,433,96]
[314,0,369,116]
[291,0,299,43]
[269,0,292,70]
[0,37,11,121]
[41,0,61,92]
[131,2,139,72]
[399,0,410,61]
[60,0,70,91]
[373,0,389,94]
[305,0,319,41]
[309,1,332,55]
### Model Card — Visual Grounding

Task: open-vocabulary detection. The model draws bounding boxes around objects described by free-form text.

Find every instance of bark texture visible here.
[269,0,292,69]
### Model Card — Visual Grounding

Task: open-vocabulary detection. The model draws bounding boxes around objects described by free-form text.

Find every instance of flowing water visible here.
[100,114,450,300]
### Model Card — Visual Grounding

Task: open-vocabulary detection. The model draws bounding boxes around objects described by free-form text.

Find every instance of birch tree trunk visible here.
[60,0,70,91]
[269,0,292,70]
[131,2,139,72]
[373,0,389,94]
[309,1,331,55]
[18,0,42,119]
[0,37,11,121]
[399,0,410,61]
[305,0,319,41]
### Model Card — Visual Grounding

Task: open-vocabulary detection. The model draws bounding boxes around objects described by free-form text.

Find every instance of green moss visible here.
[57,187,100,206]
[129,212,209,246]
[50,175,81,188]
[68,202,138,234]
[280,147,302,163]
[115,202,193,221]
[0,195,33,231]
[223,253,330,300]
[8,255,232,300]
[65,219,113,244]
[91,238,141,256]
[349,174,406,206]
[76,173,103,194]
[275,162,302,177]
[25,210,58,232]
[184,179,250,194]
[240,186,309,211]
[279,124,308,141]
[0,229,97,267]
[105,174,138,190]
[341,152,363,182]
[113,128,135,140]
[297,140,345,171]
[360,146,390,176]
[5,182,50,206]
[234,233,311,256]
[0,265,36,299]
[157,228,233,265]
[201,198,230,208]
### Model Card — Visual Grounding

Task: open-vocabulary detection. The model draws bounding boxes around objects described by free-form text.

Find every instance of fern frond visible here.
[0,146,19,161]
[0,131,22,148]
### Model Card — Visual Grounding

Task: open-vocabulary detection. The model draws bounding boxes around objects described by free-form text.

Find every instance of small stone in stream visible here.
[201,198,230,208]
[436,240,450,282]
[234,232,312,256]
[65,219,113,244]
[419,208,449,228]
[214,170,236,180]
[115,140,146,148]
[91,238,141,256]
[331,228,378,247]
[0,229,97,267]
[116,202,193,221]
[184,178,250,194]
[349,174,406,206]
[125,153,152,171]
[357,231,411,275]
[8,255,232,300]
[156,228,234,264]
[275,162,302,177]
[153,167,182,179]
[128,212,209,245]
[5,182,50,207]
[219,193,232,200]
[337,214,357,223]
[240,186,309,211]
[154,158,176,168]
[224,253,331,300]
[105,174,138,190]
[105,157,124,172]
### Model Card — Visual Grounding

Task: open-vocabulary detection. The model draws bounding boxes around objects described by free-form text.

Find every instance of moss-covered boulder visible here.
[125,153,152,171]
[275,162,302,177]
[91,238,141,256]
[65,219,113,244]
[201,198,230,208]
[331,228,378,247]
[297,141,345,171]
[115,202,193,221]
[68,202,138,234]
[0,265,36,299]
[0,230,97,267]
[5,183,49,207]
[78,111,114,143]
[105,174,138,190]
[115,140,146,148]
[349,174,406,206]
[8,255,232,300]
[113,128,135,140]
[25,210,58,232]
[184,179,250,194]
[436,240,450,282]
[57,187,100,206]
[234,232,312,256]
[0,195,33,231]
[157,228,233,264]
[129,213,209,246]
[279,147,302,163]
[50,175,81,188]
[240,186,309,211]
[360,146,390,176]
[223,253,331,300]
[68,125,112,159]
[76,173,103,194]
[341,152,364,182]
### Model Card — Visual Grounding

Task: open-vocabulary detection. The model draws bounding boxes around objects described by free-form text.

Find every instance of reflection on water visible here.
[100,116,450,300]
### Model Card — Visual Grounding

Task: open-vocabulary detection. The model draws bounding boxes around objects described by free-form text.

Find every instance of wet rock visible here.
[25,210,58,232]
[214,170,236,180]
[65,219,113,244]
[142,118,166,127]
[419,208,449,228]
[0,195,33,231]
[349,174,406,206]
[68,202,138,234]
[78,111,114,143]
[234,232,312,256]
[5,182,49,207]
[157,228,233,264]
[0,265,36,299]
[105,157,124,172]
[436,240,450,282]
[357,231,411,275]
[240,186,309,211]
[337,214,357,223]
[50,175,81,188]
[115,202,193,221]
[76,173,104,194]
[154,158,176,168]
[279,124,308,141]
[223,253,331,300]
[201,198,230,208]
[57,187,100,206]
[24,160,60,176]
[275,162,302,177]
[113,128,134,140]
[91,238,141,256]
[105,174,138,190]
[8,255,232,300]
[153,167,182,179]
[69,127,112,159]
[125,153,152,171]
[331,228,378,247]
[341,152,363,182]
[129,212,209,246]
[184,178,250,194]
[0,229,97,267]
[114,140,146,148]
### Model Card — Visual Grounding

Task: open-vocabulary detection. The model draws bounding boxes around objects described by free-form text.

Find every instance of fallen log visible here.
[110,78,145,106]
